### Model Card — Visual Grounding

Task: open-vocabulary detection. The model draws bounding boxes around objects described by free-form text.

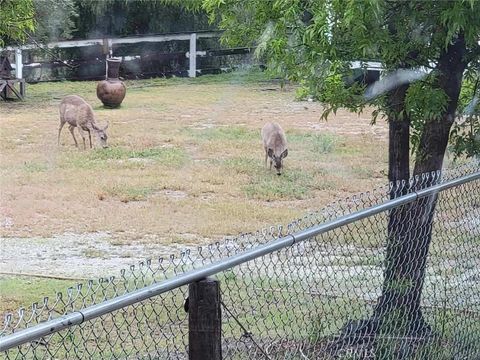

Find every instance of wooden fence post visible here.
[14,48,23,79]
[188,33,197,78]
[188,277,222,360]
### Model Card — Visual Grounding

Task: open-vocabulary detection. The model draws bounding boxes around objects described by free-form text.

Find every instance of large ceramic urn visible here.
[96,58,126,108]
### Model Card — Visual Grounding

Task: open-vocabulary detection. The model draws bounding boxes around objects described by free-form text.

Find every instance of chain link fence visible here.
[1,161,479,359]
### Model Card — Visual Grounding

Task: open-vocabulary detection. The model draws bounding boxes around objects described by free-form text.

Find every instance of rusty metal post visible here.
[188,277,222,360]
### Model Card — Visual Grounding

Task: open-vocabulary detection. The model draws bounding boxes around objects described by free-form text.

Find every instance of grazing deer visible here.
[261,122,288,175]
[58,95,109,149]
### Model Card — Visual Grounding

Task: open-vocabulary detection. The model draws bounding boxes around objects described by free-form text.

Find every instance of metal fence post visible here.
[188,277,222,360]
[188,33,197,78]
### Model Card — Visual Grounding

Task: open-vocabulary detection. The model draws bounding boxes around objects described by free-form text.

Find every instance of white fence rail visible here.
[2,31,222,80]
[2,31,388,82]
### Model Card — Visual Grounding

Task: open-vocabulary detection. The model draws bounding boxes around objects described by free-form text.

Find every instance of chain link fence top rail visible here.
[1,160,479,359]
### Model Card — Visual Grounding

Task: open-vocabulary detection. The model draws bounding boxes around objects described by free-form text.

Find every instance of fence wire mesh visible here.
[1,160,479,359]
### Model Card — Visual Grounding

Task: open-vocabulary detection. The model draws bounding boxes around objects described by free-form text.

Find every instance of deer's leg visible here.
[77,127,87,150]
[68,125,78,148]
[264,147,268,168]
[58,121,66,146]
[87,129,92,149]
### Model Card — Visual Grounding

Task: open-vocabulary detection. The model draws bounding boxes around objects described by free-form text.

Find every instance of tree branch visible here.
[22,30,78,70]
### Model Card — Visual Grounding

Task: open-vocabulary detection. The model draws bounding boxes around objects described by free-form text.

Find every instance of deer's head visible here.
[268,148,288,175]
[93,122,109,148]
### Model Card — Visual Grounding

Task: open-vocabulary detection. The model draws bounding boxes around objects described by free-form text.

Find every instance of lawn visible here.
[0,69,389,315]
[0,70,388,241]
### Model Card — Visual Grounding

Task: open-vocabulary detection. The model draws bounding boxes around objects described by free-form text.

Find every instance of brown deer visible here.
[58,95,109,149]
[261,122,288,175]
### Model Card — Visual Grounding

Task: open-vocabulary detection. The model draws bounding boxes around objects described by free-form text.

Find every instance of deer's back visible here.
[262,122,287,153]
[59,95,95,128]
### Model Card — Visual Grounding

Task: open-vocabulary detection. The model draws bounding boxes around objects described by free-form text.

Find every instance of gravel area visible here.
[0,232,193,279]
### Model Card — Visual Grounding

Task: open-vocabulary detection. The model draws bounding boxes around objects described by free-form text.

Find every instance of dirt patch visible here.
[161,189,188,199]
[0,232,198,278]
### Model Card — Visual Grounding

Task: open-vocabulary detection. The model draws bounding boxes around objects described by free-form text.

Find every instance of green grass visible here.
[61,146,188,169]
[223,156,260,175]
[244,169,315,200]
[23,161,48,173]
[26,80,96,105]
[0,276,76,315]
[1,276,188,360]
[129,68,273,87]
[287,131,340,154]
[24,68,272,104]
[103,184,155,202]
[221,156,319,200]
[88,146,187,162]
[351,164,374,179]
[218,273,372,345]
[185,126,258,142]
[222,278,480,359]
[3,268,479,359]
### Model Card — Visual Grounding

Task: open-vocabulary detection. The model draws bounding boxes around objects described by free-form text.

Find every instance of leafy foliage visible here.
[450,76,480,158]
[405,78,450,154]
[32,0,78,42]
[0,0,35,46]
[72,0,213,39]
[200,0,480,159]
[2,0,213,45]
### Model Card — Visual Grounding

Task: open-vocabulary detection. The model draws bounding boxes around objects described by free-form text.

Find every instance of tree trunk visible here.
[387,85,411,188]
[338,34,467,349]
[338,84,413,342]
[372,33,467,338]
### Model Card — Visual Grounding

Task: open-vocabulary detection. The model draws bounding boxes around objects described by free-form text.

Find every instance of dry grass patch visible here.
[0,71,388,241]
[60,146,188,170]
[287,131,339,155]
[101,184,155,203]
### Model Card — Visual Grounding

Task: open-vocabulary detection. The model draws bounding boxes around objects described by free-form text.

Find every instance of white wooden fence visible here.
[2,31,386,83]
[2,31,222,80]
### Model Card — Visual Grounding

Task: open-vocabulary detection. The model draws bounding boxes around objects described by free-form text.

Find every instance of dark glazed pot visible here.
[96,58,126,108]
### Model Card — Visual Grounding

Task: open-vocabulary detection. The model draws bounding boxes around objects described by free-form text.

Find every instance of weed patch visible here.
[223,157,261,175]
[102,184,154,202]
[129,68,272,87]
[23,161,48,173]
[245,169,314,200]
[186,126,257,142]
[288,131,340,154]
[222,156,320,200]
[0,276,75,314]
[62,146,187,169]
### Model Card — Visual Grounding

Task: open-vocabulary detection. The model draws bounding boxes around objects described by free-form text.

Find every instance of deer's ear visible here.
[267,148,274,158]
[103,121,109,130]
[92,123,100,131]
[281,149,288,159]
